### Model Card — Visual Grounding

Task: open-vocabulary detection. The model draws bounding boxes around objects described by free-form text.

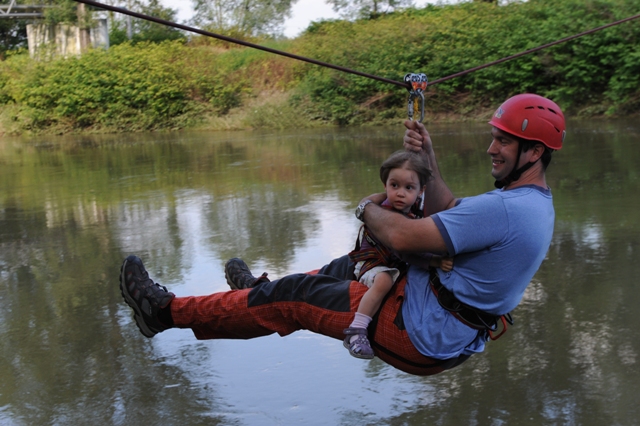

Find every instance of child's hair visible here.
[379,150,432,187]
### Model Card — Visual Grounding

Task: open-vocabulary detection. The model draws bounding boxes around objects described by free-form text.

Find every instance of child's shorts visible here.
[355,262,400,288]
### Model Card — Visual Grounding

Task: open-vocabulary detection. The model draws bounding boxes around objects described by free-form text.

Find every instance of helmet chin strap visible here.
[494,142,538,189]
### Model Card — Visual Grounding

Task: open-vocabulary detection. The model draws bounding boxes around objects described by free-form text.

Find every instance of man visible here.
[120,93,565,376]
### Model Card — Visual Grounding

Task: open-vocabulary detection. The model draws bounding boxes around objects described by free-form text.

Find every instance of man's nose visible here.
[487,139,499,154]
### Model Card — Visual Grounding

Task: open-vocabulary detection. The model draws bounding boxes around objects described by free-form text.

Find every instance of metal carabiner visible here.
[404,73,428,122]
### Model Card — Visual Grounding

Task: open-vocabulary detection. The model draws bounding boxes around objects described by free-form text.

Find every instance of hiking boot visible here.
[224,258,270,290]
[120,255,175,338]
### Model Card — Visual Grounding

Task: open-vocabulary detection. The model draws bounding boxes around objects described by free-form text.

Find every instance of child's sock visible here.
[348,312,372,344]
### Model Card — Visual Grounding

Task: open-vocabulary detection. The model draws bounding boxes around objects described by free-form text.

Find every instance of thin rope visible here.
[73,0,640,89]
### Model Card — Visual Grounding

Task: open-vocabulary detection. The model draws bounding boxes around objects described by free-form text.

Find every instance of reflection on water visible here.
[0,121,639,425]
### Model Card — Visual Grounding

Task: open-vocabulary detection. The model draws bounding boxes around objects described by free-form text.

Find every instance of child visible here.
[344,150,453,359]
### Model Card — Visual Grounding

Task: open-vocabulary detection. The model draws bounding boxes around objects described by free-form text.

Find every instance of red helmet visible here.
[488,94,566,150]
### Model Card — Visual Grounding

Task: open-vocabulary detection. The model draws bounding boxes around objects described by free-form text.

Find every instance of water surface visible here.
[1,120,638,425]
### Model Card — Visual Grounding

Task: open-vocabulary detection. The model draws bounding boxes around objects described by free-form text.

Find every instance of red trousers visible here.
[170,256,468,376]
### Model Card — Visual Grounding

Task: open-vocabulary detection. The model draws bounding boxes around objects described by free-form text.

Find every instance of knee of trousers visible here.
[241,273,357,339]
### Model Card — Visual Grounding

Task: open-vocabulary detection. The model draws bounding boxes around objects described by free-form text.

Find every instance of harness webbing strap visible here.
[429,272,513,340]
[348,226,405,281]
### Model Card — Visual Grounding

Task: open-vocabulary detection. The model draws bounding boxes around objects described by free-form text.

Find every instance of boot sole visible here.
[119,256,157,338]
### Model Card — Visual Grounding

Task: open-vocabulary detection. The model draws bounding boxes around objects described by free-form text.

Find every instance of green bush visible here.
[0,41,253,132]
[292,0,640,123]
[1,0,640,134]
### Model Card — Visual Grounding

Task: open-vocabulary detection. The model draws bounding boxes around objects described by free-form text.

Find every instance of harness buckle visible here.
[487,315,507,340]
[404,73,428,122]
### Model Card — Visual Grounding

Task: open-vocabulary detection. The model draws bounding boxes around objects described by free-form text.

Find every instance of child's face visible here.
[384,167,423,213]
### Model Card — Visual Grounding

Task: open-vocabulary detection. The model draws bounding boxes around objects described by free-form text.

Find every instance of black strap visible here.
[348,226,406,281]
[430,272,512,332]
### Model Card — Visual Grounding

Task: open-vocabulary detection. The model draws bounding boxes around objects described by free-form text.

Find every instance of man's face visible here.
[487,127,522,181]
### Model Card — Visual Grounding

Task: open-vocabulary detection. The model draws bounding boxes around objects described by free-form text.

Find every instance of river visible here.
[0,119,638,425]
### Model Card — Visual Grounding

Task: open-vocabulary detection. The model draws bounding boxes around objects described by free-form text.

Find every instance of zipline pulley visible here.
[404,73,428,122]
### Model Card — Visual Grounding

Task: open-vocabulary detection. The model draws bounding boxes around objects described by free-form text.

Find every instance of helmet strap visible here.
[494,141,537,189]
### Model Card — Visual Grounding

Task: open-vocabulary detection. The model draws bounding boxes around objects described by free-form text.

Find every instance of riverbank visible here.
[0,85,632,138]
[0,87,495,137]
[1,0,638,137]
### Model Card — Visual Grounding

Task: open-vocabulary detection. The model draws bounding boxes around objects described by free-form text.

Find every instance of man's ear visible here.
[529,143,545,163]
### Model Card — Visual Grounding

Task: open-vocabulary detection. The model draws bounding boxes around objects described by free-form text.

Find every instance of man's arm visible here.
[359,200,448,254]
[403,120,457,216]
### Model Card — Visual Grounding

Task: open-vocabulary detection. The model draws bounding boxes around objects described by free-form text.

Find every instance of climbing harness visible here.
[429,272,514,340]
[348,225,406,282]
[348,203,418,281]
[404,73,428,122]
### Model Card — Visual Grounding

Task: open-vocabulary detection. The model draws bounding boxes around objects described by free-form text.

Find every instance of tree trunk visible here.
[77,3,91,53]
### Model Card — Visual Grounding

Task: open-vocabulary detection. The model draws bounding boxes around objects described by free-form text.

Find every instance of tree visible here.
[190,0,298,37]
[109,0,185,45]
[326,0,414,20]
[0,19,27,57]
[43,0,79,25]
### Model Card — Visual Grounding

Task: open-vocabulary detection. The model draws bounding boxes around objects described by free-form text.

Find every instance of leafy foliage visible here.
[1,0,640,133]
[190,0,298,37]
[293,0,640,123]
[0,18,27,58]
[326,0,414,20]
[108,0,186,45]
[0,41,251,132]
[42,0,79,25]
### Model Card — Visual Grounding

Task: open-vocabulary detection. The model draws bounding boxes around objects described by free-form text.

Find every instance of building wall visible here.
[26,19,109,60]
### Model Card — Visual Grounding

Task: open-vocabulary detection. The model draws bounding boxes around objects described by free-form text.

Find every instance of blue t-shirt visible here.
[402,185,555,359]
